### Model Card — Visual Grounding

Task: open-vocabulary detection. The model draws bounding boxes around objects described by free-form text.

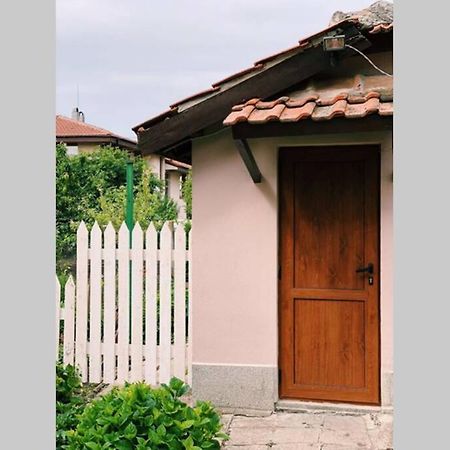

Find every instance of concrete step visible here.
[276,399,393,416]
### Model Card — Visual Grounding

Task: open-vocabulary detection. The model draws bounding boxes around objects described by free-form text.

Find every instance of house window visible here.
[66,145,79,156]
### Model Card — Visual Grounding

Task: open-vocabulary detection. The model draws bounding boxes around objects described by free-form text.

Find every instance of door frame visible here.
[275,133,392,406]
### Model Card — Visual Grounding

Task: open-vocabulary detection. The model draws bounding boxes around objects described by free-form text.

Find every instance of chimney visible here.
[71,107,85,122]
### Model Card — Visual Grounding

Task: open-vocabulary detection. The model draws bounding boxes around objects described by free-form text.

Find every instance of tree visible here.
[87,167,178,231]
[181,171,192,219]
[56,144,178,272]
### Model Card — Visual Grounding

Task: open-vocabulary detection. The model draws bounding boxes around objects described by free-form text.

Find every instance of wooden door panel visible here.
[279,146,380,405]
[294,160,365,290]
[294,298,365,388]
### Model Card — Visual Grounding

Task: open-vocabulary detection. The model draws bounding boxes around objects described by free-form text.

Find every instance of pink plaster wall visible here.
[191,129,279,366]
[191,130,393,381]
[190,49,393,403]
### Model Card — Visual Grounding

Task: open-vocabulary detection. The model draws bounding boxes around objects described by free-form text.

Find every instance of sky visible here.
[56,0,379,139]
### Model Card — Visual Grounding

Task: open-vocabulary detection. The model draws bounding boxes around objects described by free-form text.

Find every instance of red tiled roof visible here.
[57,115,113,137]
[223,74,393,126]
[134,19,393,134]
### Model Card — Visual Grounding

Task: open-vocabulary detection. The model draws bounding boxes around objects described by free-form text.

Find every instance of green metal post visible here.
[126,161,134,342]
[126,161,134,239]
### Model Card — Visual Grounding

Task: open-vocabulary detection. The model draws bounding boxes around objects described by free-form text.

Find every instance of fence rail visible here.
[56,221,192,386]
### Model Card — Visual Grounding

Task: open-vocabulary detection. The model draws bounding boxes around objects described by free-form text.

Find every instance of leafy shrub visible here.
[56,144,179,272]
[56,363,87,450]
[56,144,143,264]
[181,171,192,220]
[66,378,228,450]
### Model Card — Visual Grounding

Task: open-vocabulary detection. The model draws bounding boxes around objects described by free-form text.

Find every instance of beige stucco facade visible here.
[191,127,393,410]
[78,143,99,154]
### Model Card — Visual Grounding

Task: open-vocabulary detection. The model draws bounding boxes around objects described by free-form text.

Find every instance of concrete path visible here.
[220,411,393,450]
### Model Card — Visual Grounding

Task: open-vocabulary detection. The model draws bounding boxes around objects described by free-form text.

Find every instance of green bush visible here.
[56,143,144,266]
[66,378,228,450]
[56,363,87,450]
[181,171,192,220]
[56,144,179,272]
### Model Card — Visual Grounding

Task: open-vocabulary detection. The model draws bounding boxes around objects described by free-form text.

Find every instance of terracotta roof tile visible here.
[56,115,115,137]
[223,74,393,126]
[312,98,347,121]
[369,23,393,34]
[285,94,319,108]
[378,102,394,116]
[316,92,348,106]
[247,105,284,124]
[56,115,137,147]
[225,104,256,125]
[279,101,316,122]
[134,19,393,133]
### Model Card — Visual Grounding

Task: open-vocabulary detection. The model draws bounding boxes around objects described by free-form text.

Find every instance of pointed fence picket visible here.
[159,222,173,385]
[174,224,187,380]
[89,222,102,383]
[130,223,144,382]
[103,223,116,383]
[145,223,158,386]
[56,221,192,387]
[75,222,89,381]
[117,222,130,383]
[63,276,75,366]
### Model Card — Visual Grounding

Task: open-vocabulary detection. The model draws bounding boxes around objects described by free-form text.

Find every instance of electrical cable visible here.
[345,44,393,77]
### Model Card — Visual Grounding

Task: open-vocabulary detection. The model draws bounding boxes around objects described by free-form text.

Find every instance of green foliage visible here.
[56,144,178,271]
[134,169,178,229]
[66,378,228,450]
[86,186,127,231]
[56,363,82,403]
[134,168,178,230]
[56,144,142,264]
[56,363,87,450]
[181,171,192,220]
[83,167,178,231]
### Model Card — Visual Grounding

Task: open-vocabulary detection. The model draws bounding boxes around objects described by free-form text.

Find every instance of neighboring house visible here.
[56,108,138,155]
[134,11,393,412]
[56,109,190,216]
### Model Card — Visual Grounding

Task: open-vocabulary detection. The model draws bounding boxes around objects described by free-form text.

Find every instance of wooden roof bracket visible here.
[234,138,262,183]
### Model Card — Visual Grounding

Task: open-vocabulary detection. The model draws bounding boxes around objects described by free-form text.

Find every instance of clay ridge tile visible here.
[369,23,393,34]
[224,97,393,125]
[223,105,256,126]
[254,97,290,109]
[247,104,286,124]
[279,101,316,122]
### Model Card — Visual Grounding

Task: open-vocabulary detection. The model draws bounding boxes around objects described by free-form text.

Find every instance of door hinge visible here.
[278,368,282,383]
[278,265,281,280]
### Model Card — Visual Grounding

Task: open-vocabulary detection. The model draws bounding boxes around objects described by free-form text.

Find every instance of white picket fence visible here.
[56,221,192,386]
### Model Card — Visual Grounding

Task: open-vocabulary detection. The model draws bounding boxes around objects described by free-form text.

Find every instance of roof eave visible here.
[137,23,373,156]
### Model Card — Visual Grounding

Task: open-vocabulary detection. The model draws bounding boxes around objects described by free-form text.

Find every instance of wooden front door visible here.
[279,146,380,404]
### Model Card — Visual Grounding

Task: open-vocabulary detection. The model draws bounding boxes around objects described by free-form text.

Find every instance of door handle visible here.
[356,263,374,274]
